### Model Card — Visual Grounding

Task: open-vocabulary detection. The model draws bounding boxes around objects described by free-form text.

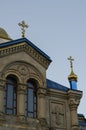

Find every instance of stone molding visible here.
[0,114,40,129]
[0,42,51,69]
[47,89,67,99]
[1,61,44,87]
[67,90,83,99]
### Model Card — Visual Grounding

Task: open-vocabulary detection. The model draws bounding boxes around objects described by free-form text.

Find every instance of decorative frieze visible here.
[0,42,51,69]
[24,44,50,69]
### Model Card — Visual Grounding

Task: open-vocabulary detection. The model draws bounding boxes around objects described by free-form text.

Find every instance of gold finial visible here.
[18,20,28,38]
[68,56,78,81]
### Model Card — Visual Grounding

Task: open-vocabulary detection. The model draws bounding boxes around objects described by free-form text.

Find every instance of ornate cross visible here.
[18,20,28,38]
[52,106,64,126]
[68,56,74,69]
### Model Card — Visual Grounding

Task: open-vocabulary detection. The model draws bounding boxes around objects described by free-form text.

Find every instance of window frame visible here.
[4,75,17,115]
[25,79,37,118]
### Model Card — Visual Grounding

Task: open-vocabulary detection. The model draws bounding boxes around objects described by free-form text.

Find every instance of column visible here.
[0,79,5,116]
[68,90,82,130]
[17,83,26,120]
[37,87,47,126]
[69,98,79,126]
[37,87,46,118]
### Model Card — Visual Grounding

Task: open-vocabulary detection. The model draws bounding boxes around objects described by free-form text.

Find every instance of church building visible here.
[0,21,86,130]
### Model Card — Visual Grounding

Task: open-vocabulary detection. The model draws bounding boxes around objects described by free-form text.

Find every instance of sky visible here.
[0,0,86,117]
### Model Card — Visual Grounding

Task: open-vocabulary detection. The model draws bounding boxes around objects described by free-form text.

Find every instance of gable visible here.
[0,38,52,69]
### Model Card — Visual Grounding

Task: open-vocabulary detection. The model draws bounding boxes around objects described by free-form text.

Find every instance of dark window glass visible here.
[4,76,17,115]
[25,79,37,118]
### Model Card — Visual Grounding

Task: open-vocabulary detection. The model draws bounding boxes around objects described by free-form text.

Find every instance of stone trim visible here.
[0,42,51,69]
[67,90,83,99]
[47,88,68,99]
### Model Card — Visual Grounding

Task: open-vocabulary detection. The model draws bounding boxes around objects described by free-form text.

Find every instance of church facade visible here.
[0,23,86,130]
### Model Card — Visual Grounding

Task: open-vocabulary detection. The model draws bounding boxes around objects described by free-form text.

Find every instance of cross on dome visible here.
[68,56,78,82]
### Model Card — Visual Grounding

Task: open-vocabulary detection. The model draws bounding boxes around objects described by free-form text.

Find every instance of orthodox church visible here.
[0,21,86,130]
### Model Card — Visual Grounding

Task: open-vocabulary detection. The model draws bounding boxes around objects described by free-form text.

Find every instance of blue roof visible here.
[78,113,85,117]
[0,38,52,62]
[78,114,86,128]
[46,79,69,92]
[79,121,86,126]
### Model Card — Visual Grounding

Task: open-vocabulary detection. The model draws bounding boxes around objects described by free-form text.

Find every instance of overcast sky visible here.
[0,0,86,117]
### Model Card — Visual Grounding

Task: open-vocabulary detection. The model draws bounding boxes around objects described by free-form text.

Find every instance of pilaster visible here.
[37,87,48,129]
[68,90,82,130]
[0,79,5,116]
[17,83,26,120]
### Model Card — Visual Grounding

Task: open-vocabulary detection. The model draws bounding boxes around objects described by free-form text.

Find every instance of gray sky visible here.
[0,0,86,117]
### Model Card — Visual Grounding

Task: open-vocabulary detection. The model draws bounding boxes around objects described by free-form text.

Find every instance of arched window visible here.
[4,75,17,115]
[25,79,37,118]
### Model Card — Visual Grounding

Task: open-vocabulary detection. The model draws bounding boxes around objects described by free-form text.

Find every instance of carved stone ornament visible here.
[69,98,80,110]
[37,88,47,96]
[18,65,28,75]
[50,102,65,128]
[9,63,30,76]
[18,83,27,92]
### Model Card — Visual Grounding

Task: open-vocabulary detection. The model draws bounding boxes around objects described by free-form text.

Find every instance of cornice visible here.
[24,43,51,69]
[67,89,83,99]
[47,88,68,99]
[0,42,51,69]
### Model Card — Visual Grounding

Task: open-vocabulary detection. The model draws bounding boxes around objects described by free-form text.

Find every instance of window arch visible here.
[4,75,17,115]
[25,79,37,118]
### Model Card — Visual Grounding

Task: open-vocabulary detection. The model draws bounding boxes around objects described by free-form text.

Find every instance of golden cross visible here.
[18,20,28,38]
[68,56,74,69]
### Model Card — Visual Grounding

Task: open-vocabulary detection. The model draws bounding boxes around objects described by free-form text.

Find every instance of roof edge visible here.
[0,38,52,62]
